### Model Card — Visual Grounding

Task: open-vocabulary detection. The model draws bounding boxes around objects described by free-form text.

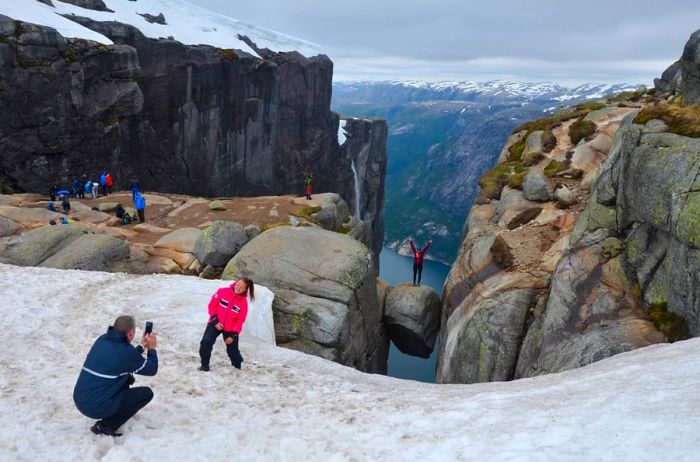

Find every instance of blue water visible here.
[379,246,452,383]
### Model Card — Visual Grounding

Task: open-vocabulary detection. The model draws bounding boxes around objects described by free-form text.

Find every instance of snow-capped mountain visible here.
[0,0,322,58]
[334,80,640,105]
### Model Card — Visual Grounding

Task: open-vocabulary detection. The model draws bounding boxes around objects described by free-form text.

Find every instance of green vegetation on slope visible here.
[634,103,700,138]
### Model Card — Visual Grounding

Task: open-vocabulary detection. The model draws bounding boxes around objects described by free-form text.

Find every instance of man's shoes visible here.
[198,365,210,372]
[90,422,122,437]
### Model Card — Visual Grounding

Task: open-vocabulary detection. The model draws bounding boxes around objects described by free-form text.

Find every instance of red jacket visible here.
[105,174,113,187]
[409,239,431,265]
[207,282,249,334]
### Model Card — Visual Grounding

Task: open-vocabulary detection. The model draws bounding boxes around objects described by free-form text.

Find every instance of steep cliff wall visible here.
[340,117,388,263]
[0,11,386,260]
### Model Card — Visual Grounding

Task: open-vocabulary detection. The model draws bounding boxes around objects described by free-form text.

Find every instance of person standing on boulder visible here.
[305,174,313,200]
[198,278,255,371]
[409,237,432,286]
[91,180,99,199]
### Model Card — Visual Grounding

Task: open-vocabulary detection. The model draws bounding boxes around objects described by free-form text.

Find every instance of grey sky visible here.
[189,0,700,85]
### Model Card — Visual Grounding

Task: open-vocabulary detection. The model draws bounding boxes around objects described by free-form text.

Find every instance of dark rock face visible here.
[0,16,386,257]
[54,0,113,12]
[680,29,700,104]
[340,118,388,264]
[137,13,166,25]
[0,17,143,191]
[654,61,682,93]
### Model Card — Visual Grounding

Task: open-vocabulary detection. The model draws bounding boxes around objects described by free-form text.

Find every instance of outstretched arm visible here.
[421,240,432,254]
[409,238,417,254]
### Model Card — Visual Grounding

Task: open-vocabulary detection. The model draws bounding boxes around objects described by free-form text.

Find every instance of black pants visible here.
[101,386,153,432]
[78,190,85,199]
[137,208,145,223]
[199,322,243,368]
[413,263,423,285]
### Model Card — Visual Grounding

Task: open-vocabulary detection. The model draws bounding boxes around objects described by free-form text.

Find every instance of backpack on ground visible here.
[121,213,133,225]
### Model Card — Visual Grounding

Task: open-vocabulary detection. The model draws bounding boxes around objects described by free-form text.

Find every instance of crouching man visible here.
[73,315,158,436]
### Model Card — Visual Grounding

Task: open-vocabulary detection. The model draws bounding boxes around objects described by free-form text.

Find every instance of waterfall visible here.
[351,159,361,220]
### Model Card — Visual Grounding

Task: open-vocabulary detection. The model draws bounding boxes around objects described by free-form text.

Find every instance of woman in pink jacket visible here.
[198,278,255,371]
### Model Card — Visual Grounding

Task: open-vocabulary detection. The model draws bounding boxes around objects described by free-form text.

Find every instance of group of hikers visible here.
[47,173,147,225]
[51,172,113,202]
[73,279,255,437]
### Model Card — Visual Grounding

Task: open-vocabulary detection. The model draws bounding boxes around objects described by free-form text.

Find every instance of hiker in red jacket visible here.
[198,278,255,371]
[409,238,432,286]
[105,172,113,195]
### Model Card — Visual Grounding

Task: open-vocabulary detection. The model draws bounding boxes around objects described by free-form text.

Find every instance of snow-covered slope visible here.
[0,0,114,44]
[1,263,699,461]
[0,0,322,58]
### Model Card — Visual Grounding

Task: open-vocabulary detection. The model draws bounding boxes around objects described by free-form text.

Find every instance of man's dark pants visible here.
[199,322,243,368]
[101,387,153,431]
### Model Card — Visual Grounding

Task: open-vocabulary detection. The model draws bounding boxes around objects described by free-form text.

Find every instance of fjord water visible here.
[379,246,451,383]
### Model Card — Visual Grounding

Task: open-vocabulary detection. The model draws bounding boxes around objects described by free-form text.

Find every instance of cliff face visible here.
[0,14,386,257]
[340,117,388,263]
[439,28,700,384]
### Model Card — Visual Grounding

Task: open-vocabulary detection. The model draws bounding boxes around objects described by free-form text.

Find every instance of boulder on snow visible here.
[0,224,86,266]
[194,221,247,268]
[384,283,441,358]
[223,226,388,373]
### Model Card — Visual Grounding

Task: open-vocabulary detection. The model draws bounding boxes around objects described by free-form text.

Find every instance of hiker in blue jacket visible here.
[100,171,107,197]
[73,315,158,436]
[134,193,146,223]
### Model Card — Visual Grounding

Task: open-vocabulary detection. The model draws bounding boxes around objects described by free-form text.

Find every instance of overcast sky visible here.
[189,0,700,86]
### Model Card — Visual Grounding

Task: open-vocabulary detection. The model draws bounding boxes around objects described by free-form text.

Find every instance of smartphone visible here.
[145,321,153,335]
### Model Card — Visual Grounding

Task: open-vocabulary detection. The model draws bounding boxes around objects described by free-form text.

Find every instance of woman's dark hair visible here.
[240,277,255,301]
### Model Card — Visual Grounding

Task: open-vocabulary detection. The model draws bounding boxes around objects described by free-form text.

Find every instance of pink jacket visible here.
[207,282,249,334]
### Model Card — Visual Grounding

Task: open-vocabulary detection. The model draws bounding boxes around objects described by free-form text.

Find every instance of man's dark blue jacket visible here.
[73,327,158,419]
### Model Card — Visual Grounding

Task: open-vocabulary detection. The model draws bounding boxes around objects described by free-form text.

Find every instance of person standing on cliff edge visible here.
[305,174,314,200]
[409,237,432,286]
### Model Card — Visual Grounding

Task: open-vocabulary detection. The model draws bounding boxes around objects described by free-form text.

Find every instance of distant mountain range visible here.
[333,80,643,263]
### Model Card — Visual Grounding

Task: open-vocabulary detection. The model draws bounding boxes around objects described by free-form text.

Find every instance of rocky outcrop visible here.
[222,226,388,373]
[0,15,388,261]
[384,283,441,358]
[654,62,682,93]
[438,101,665,383]
[0,224,129,270]
[680,29,700,104]
[193,221,247,268]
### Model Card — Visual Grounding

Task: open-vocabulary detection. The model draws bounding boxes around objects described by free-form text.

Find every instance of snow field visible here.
[1,0,322,58]
[0,263,699,461]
